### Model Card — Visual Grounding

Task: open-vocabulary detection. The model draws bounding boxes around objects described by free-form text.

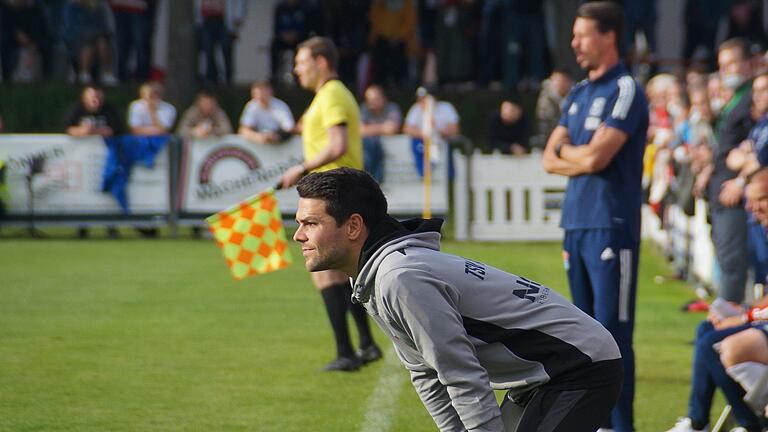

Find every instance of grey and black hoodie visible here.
[352,216,621,432]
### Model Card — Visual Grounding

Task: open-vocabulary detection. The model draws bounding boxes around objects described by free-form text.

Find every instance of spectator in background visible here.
[747,168,768,227]
[360,84,402,183]
[683,0,727,70]
[726,0,767,49]
[488,99,529,155]
[534,69,573,150]
[64,85,122,239]
[239,80,294,144]
[664,294,768,432]
[368,0,418,88]
[725,73,768,288]
[416,0,438,86]
[686,87,717,199]
[709,38,754,305]
[110,0,156,83]
[685,65,708,89]
[271,0,307,84]
[708,72,728,116]
[177,90,232,140]
[65,85,122,138]
[62,0,118,86]
[0,0,53,82]
[195,0,246,85]
[623,0,656,61]
[324,0,369,91]
[500,0,549,91]
[128,81,176,135]
[477,0,501,86]
[435,0,476,85]
[403,86,459,177]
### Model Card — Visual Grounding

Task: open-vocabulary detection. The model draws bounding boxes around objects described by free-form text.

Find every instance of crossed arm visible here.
[542,124,628,176]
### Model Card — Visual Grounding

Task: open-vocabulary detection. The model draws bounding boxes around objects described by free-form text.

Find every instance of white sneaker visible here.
[666,417,708,432]
[596,429,614,432]
[78,72,92,84]
[728,428,747,432]
[101,72,118,86]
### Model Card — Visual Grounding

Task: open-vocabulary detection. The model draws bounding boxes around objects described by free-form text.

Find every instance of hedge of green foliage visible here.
[0,83,535,152]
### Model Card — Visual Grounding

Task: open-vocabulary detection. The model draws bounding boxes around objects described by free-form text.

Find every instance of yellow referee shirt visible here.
[301,79,363,171]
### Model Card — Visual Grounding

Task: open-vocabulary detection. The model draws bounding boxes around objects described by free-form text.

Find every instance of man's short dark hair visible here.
[196,89,217,100]
[251,79,272,90]
[298,37,338,71]
[719,37,751,61]
[576,1,624,51]
[81,84,104,95]
[296,168,387,229]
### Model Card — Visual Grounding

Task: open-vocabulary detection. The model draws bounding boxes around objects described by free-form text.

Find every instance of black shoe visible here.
[356,344,383,364]
[77,227,89,239]
[136,227,158,238]
[323,356,362,372]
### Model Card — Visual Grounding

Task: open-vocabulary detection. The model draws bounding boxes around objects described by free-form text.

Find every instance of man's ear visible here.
[346,213,365,241]
[316,56,329,72]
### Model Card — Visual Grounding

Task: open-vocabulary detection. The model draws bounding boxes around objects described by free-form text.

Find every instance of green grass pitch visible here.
[0,235,724,431]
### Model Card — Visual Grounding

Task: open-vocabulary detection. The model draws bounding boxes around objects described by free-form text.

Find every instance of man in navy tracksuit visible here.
[543,2,649,431]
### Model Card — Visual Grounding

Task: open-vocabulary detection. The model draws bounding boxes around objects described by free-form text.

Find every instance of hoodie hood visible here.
[352,215,443,303]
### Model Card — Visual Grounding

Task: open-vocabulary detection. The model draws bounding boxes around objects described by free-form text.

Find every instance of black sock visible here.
[320,284,354,358]
[345,284,374,349]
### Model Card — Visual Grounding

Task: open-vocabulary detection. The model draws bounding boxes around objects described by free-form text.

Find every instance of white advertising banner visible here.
[178,135,304,215]
[0,134,169,216]
[178,135,449,216]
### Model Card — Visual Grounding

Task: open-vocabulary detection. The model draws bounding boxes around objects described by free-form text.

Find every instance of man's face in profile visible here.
[294,198,348,272]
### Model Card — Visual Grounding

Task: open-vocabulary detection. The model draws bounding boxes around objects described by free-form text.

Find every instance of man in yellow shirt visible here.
[280,37,381,371]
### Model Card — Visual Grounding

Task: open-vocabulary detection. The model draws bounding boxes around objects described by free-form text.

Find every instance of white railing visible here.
[452,150,715,286]
[453,152,567,241]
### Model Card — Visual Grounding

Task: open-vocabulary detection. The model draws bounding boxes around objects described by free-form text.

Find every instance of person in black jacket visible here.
[709,37,754,304]
[488,99,529,155]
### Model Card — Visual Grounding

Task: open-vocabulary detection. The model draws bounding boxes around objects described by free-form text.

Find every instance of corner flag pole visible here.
[422,95,434,219]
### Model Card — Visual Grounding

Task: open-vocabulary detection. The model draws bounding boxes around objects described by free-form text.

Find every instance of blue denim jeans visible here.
[363,136,384,183]
[688,320,761,429]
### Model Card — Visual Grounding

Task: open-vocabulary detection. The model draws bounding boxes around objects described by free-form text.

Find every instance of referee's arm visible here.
[542,124,627,175]
[281,124,348,187]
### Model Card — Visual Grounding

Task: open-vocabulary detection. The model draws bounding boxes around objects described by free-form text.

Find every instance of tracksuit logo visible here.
[513,277,542,302]
[464,258,486,280]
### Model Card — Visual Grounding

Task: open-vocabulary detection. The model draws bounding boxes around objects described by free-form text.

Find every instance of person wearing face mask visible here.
[708,37,755,306]
[707,73,727,117]
[725,73,768,290]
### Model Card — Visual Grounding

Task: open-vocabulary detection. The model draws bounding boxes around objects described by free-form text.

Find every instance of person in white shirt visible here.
[238,80,295,144]
[403,86,460,176]
[127,82,177,136]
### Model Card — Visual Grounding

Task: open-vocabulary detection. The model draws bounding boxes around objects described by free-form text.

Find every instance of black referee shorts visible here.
[500,359,623,432]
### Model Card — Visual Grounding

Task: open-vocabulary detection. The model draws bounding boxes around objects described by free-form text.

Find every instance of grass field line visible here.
[359,345,404,432]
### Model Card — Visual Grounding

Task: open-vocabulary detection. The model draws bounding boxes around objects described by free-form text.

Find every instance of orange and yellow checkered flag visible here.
[206,189,293,280]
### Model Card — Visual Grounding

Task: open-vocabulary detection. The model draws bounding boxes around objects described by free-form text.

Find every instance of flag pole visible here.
[422,95,434,219]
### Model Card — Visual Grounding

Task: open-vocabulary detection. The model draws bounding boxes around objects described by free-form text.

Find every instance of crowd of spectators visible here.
[0,0,245,85]
[0,0,761,91]
[269,0,768,93]
[639,35,768,431]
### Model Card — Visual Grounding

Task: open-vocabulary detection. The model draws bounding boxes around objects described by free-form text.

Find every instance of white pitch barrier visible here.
[452,150,715,287]
[453,152,567,241]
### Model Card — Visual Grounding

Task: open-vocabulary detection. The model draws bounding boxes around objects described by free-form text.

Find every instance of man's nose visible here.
[293,227,305,242]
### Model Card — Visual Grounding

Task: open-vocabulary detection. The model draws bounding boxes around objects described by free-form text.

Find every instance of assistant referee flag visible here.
[206,190,293,280]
